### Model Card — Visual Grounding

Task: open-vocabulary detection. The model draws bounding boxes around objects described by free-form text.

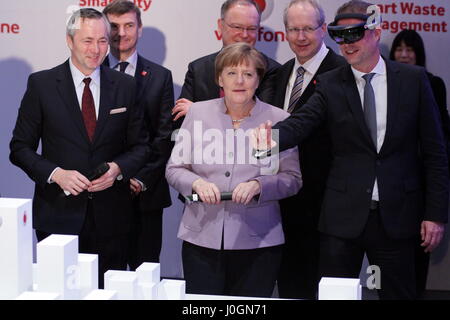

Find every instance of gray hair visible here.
[220,0,261,22]
[283,0,325,27]
[66,8,111,39]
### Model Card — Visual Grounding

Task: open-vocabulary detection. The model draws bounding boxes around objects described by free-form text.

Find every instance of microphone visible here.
[186,192,233,202]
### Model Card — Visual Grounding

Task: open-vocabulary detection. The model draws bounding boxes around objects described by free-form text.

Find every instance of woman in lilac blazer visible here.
[166,43,301,297]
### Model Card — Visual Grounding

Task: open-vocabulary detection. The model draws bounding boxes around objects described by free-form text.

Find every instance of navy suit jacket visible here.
[10,60,149,237]
[274,58,449,239]
[271,49,347,218]
[104,55,174,211]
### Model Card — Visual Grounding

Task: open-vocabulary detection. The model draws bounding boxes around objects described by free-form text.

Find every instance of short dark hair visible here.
[220,0,261,21]
[67,8,110,38]
[336,0,373,15]
[215,42,266,85]
[103,0,142,27]
[389,29,426,67]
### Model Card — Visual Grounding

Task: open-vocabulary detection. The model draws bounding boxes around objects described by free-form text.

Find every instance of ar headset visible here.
[327,11,381,45]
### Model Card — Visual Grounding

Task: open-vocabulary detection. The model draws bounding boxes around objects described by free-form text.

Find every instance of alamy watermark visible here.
[170,121,280,175]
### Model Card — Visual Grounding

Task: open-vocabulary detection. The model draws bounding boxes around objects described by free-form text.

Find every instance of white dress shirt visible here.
[351,56,388,201]
[69,58,101,118]
[283,42,329,111]
[108,50,138,77]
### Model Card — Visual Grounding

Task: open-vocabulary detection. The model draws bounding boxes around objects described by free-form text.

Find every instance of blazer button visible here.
[366,189,372,194]
[376,160,381,166]
[225,171,231,177]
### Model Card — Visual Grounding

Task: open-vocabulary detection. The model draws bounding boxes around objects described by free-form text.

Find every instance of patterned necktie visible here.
[116,61,129,73]
[362,73,377,147]
[287,66,305,113]
[82,78,96,142]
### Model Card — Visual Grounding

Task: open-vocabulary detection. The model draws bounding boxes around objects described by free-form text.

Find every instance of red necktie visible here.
[82,78,96,141]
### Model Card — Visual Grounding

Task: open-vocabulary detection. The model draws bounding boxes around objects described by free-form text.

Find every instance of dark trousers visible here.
[319,207,417,300]
[127,199,163,271]
[415,237,430,298]
[182,241,282,298]
[277,200,320,299]
[35,200,128,289]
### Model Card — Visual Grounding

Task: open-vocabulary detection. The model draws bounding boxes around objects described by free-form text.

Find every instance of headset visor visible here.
[327,22,367,44]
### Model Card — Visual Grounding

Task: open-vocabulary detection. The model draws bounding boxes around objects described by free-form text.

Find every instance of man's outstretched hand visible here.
[251,120,277,153]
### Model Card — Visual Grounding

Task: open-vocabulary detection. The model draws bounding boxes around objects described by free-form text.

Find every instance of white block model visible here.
[318,277,362,300]
[36,234,80,300]
[136,262,160,284]
[83,289,118,300]
[157,279,186,300]
[78,253,99,298]
[0,198,33,299]
[104,271,138,300]
[15,291,61,300]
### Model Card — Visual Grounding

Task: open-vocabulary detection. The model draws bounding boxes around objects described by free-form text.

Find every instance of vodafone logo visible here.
[0,23,20,34]
[254,0,275,22]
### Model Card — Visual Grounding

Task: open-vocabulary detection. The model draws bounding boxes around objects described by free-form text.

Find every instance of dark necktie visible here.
[362,73,377,148]
[82,78,96,142]
[116,61,129,73]
[287,66,306,113]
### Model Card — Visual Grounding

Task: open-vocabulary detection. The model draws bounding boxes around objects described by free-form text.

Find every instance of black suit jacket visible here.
[104,56,174,211]
[9,60,149,237]
[271,49,347,217]
[274,58,449,239]
[175,50,280,129]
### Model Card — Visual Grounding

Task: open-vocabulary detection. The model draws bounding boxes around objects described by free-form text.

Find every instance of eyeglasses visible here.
[223,20,259,34]
[286,24,323,35]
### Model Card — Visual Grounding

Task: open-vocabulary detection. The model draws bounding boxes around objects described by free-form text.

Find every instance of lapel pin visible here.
[141,71,148,76]
[313,80,317,85]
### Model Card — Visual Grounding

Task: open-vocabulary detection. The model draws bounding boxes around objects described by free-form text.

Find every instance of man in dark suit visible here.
[271,0,347,300]
[254,0,448,300]
[172,0,280,129]
[103,0,174,270]
[9,8,148,287]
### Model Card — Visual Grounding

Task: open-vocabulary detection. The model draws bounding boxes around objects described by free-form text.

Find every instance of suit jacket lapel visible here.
[135,55,151,102]
[341,65,375,148]
[273,59,294,109]
[56,60,91,143]
[379,59,400,155]
[93,66,115,144]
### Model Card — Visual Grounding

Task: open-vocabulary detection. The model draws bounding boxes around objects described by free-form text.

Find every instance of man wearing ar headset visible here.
[253,0,448,300]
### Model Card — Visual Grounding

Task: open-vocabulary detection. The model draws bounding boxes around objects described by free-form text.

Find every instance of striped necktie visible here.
[287,66,305,113]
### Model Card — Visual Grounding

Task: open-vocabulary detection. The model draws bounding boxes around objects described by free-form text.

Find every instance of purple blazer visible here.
[166,98,301,250]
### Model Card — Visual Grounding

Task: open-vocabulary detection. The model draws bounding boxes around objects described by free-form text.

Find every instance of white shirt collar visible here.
[351,55,386,81]
[294,42,329,75]
[108,49,138,71]
[69,57,101,87]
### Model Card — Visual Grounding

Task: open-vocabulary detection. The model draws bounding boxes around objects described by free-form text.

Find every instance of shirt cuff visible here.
[134,178,146,192]
[48,167,60,184]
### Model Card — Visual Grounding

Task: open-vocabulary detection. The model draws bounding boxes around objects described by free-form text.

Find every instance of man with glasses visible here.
[271,0,346,300]
[172,0,280,128]
[253,0,448,300]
